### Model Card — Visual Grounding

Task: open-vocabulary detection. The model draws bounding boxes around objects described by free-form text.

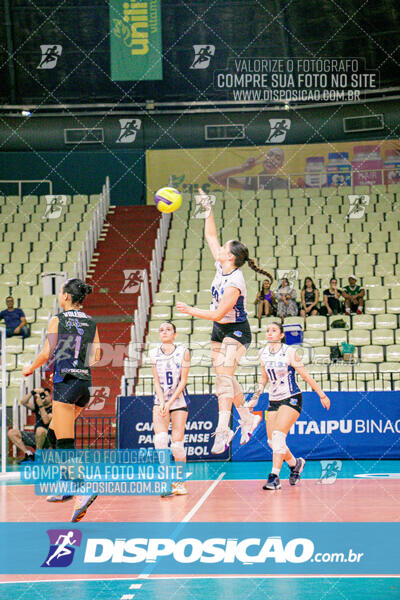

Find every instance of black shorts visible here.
[21,429,50,449]
[211,320,252,349]
[268,393,303,415]
[169,406,188,414]
[53,375,91,407]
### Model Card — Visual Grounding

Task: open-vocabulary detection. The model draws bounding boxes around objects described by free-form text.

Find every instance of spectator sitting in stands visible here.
[276,277,298,319]
[0,296,30,338]
[300,277,320,319]
[254,279,276,321]
[7,387,52,462]
[321,277,343,316]
[342,276,365,315]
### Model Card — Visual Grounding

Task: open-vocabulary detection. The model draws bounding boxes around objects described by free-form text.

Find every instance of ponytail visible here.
[247,258,273,283]
[229,240,274,284]
[63,278,93,305]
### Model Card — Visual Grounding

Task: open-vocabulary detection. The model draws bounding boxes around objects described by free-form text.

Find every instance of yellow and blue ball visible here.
[154,187,182,214]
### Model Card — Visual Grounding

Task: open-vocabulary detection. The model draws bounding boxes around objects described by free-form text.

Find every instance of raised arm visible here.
[198,188,221,260]
[208,156,261,188]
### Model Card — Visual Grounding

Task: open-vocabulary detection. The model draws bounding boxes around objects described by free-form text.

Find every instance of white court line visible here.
[181,472,225,523]
[1,574,399,585]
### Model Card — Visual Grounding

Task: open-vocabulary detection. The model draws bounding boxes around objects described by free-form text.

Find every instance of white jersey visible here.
[259,343,300,402]
[149,344,188,410]
[210,261,247,323]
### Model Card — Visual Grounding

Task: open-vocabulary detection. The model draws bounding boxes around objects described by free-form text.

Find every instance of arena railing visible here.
[121,211,171,395]
[124,370,398,396]
[74,176,110,281]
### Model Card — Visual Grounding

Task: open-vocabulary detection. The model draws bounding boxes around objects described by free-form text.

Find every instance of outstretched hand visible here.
[176,302,192,315]
[197,187,211,209]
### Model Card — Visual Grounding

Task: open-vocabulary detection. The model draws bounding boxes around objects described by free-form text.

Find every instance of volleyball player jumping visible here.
[23,278,101,521]
[150,321,190,496]
[247,322,330,489]
[176,190,273,454]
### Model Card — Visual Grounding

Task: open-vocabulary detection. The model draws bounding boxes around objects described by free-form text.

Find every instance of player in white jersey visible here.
[247,322,330,490]
[177,189,273,454]
[150,321,190,496]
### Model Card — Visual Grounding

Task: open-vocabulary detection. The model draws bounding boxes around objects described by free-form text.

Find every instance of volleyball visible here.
[154,187,182,213]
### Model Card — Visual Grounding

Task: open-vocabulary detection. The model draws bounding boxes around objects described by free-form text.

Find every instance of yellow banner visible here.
[146,139,400,204]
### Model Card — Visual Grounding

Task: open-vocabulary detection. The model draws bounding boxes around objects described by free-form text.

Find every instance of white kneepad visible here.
[170,440,186,461]
[271,430,288,455]
[154,432,169,449]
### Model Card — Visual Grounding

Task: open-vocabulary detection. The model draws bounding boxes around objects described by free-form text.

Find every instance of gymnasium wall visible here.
[0,149,145,205]
[0,98,399,204]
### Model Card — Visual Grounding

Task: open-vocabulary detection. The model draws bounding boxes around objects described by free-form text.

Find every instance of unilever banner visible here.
[118,395,230,461]
[232,392,400,461]
[110,0,162,81]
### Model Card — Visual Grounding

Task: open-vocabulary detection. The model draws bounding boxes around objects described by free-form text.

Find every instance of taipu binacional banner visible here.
[232,392,400,461]
[146,138,400,203]
[110,0,162,81]
[118,395,230,461]
[1,522,400,574]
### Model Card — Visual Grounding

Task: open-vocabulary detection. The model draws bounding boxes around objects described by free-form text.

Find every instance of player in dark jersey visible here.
[23,278,101,522]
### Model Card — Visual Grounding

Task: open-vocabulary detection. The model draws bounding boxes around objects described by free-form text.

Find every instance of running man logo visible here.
[267,119,291,143]
[41,529,82,567]
[41,195,67,220]
[347,195,370,219]
[37,45,62,69]
[277,269,298,287]
[117,119,142,143]
[192,192,216,219]
[190,45,215,69]
[319,460,342,485]
[86,386,110,411]
[121,269,145,293]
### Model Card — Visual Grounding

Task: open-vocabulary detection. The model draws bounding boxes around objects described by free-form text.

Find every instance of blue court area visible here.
[1,576,399,600]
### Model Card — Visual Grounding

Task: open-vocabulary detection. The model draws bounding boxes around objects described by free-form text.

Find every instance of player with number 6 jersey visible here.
[150,321,190,496]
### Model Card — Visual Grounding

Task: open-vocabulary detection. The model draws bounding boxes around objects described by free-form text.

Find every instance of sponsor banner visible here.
[145,138,400,204]
[1,522,399,574]
[232,392,400,461]
[110,0,162,81]
[118,395,230,461]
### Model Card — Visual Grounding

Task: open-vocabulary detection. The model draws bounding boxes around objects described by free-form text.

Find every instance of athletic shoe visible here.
[289,457,306,486]
[172,482,187,495]
[239,413,262,445]
[356,308,362,315]
[46,495,73,502]
[71,494,98,522]
[18,452,34,464]
[211,428,234,454]
[263,473,281,490]
[161,482,188,498]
